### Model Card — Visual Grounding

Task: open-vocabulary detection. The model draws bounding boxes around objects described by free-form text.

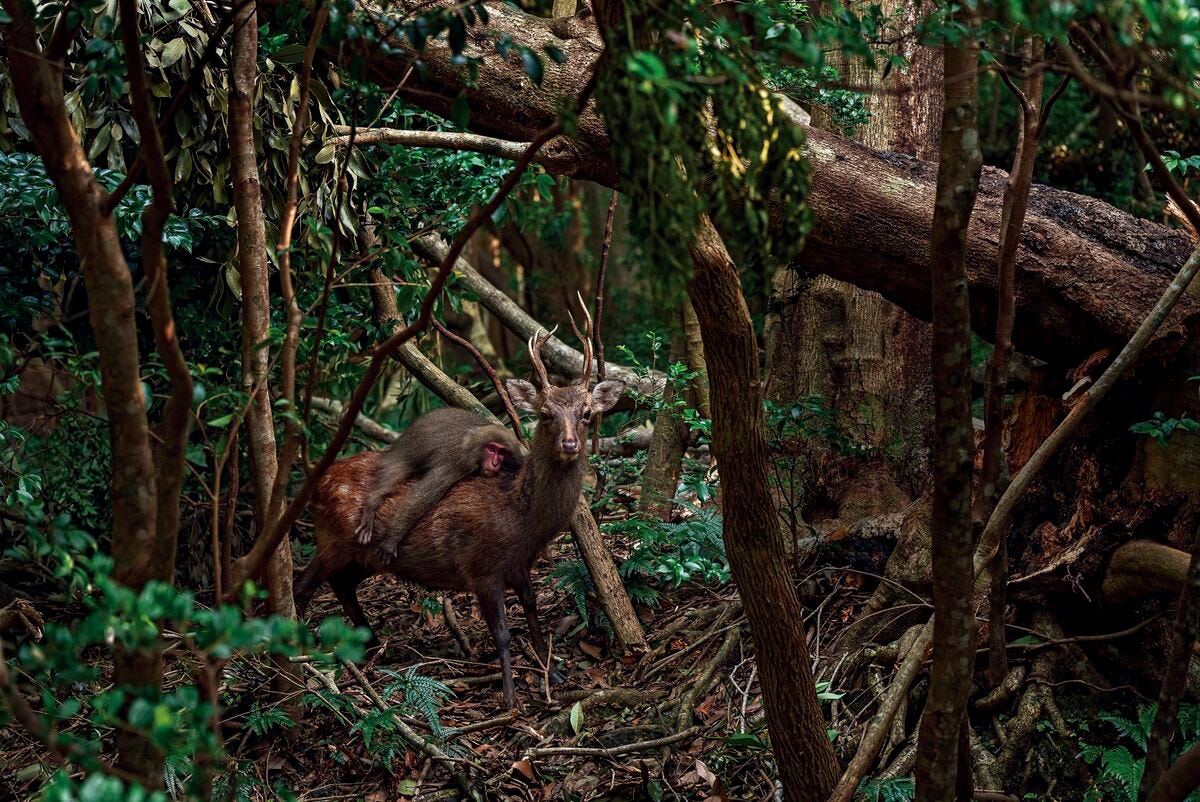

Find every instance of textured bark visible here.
[347,0,1199,367]
[764,0,938,524]
[2,1,164,783]
[1148,740,1200,802]
[640,329,688,520]
[915,31,983,802]
[686,216,839,802]
[844,0,942,158]
[229,4,294,619]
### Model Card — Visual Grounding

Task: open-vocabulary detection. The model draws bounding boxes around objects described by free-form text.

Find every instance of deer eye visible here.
[580,410,593,423]
[539,412,553,423]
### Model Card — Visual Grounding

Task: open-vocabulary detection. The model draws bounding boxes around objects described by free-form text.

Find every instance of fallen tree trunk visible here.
[348,0,1198,367]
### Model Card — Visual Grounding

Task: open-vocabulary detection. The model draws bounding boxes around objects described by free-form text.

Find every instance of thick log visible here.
[354,0,1199,366]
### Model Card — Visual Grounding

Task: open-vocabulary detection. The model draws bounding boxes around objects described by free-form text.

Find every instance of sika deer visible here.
[294,312,623,708]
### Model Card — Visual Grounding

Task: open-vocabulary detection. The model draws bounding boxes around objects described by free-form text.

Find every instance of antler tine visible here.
[570,290,593,388]
[527,325,556,389]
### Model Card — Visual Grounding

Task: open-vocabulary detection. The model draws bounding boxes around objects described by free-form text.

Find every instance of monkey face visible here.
[481,441,511,476]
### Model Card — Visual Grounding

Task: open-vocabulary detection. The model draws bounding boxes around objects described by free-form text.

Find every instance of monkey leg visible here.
[375,463,463,558]
[515,574,565,685]
[478,583,518,710]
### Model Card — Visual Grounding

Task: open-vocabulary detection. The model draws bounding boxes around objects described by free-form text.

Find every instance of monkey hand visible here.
[375,539,399,562]
[354,515,375,545]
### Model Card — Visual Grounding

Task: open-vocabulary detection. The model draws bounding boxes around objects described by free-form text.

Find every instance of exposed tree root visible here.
[995,613,1065,784]
[1104,540,1190,606]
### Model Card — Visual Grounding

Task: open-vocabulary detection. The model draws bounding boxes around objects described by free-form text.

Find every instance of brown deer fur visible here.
[294,320,622,708]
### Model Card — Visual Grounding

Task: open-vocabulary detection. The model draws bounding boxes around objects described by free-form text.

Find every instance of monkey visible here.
[354,407,523,558]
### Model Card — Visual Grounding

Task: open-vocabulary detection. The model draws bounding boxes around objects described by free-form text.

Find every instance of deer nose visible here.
[561,439,579,454]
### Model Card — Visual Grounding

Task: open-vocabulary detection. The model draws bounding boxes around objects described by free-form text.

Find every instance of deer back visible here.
[313,450,565,593]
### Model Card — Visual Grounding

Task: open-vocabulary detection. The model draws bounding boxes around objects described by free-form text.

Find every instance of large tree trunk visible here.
[346,0,1198,367]
[687,216,840,802]
[764,0,938,543]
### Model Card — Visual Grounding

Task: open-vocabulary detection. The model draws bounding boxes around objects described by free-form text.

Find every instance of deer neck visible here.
[514,436,584,537]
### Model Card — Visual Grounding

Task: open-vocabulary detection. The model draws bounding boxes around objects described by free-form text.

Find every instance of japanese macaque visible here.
[354,407,522,557]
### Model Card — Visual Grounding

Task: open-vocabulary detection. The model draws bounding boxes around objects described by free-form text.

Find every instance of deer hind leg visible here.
[515,574,565,685]
[293,556,327,617]
[328,564,379,651]
[477,584,517,709]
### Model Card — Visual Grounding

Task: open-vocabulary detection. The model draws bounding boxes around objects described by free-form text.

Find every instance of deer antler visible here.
[527,325,557,389]
[567,290,594,388]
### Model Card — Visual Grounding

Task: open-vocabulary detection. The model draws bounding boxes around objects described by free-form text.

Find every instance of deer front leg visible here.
[515,574,565,685]
[478,584,517,709]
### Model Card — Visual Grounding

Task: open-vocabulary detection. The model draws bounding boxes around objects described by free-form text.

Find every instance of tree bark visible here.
[229,2,294,619]
[345,0,1198,367]
[686,216,840,802]
[640,328,688,520]
[681,297,710,420]
[915,26,983,802]
[2,2,165,783]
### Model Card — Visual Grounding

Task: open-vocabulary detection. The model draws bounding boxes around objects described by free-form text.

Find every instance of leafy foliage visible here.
[595,0,818,295]
[1081,704,1200,802]
[1130,410,1200,448]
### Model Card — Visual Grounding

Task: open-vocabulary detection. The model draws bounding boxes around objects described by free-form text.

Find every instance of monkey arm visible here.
[374,462,468,557]
[355,454,416,545]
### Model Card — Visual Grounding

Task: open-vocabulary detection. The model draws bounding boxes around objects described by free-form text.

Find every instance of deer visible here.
[293,306,623,709]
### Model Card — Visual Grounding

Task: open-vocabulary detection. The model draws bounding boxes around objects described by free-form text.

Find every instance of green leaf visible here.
[569,701,583,734]
[521,49,543,86]
[160,37,187,68]
[544,43,566,64]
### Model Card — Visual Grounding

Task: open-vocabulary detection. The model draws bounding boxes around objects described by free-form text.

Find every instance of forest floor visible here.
[0,534,822,802]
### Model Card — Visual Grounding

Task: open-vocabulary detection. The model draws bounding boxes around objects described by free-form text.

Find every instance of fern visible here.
[245,701,296,736]
[1098,708,1152,751]
[1100,746,1143,802]
[858,777,915,802]
[551,559,595,624]
[163,752,186,798]
[380,667,453,735]
[1181,704,1200,740]
[352,707,400,751]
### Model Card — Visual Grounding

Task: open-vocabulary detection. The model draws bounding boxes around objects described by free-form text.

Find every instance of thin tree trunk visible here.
[641,328,688,520]
[681,297,710,419]
[229,2,293,619]
[915,22,983,802]
[686,215,839,802]
[1,2,165,783]
[976,38,1046,690]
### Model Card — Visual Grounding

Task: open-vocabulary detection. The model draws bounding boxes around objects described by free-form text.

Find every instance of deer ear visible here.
[506,379,539,411]
[591,380,624,412]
